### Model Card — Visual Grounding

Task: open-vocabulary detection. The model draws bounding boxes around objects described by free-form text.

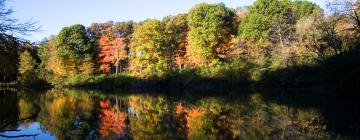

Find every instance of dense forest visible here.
[1,0,360,91]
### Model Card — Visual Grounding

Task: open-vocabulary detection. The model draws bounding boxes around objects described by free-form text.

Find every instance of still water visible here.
[0,88,359,140]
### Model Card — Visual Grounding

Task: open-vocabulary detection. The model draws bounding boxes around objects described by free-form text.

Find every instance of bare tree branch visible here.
[0,0,40,38]
[327,0,360,32]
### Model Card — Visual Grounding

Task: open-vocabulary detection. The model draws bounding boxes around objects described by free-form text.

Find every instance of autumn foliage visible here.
[28,0,360,90]
[98,35,126,73]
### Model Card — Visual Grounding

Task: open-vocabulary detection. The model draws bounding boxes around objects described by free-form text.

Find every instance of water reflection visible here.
[0,88,358,139]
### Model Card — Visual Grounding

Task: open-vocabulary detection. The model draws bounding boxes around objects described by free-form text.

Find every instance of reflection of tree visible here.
[128,95,182,139]
[237,94,272,139]
[183,98,235,140]
[98,99,127,139]
[234,94,331,139]
[175,102,187,135]
[37,90,95,140]
[0,90,39,138]
[18,91,41,128]
[175,95,332,140]
[18,99,35,127]
[0,92,19,131]
[0,89,346,139]
[185,107,212,139]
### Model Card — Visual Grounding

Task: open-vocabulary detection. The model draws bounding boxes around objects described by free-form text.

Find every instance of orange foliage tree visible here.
[98,35,126,75]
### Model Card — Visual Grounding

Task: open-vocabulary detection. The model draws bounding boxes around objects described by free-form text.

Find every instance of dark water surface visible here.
[0,88,359,140]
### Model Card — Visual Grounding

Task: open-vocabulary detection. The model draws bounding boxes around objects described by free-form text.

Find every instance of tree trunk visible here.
[115,61,119,76]
[119,61,122,74]
[115,48,120,76]
[3,69,5,82]
[278,24,284,47]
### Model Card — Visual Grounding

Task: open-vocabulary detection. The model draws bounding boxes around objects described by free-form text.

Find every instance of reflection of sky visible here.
[0,122,55,140]
[8,0,326,42]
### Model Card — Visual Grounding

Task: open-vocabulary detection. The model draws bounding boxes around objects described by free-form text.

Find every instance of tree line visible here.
[3,0,360,87]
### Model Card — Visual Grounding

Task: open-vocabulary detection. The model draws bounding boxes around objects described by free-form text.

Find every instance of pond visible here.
[0,88,359,140]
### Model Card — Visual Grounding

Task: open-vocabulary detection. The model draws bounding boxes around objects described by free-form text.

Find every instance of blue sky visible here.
[8,0,326,42]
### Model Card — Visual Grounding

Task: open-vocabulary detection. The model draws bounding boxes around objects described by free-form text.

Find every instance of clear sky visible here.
[8,0,326,42]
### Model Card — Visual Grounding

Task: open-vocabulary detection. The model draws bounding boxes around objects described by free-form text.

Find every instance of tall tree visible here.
[114,21,134,47]
[187,3,236,67]
[18,50,37,85]
[113,21,134,72]
[89,21,114,37]
[296,9,347,60]
[38,38,63,82]
[98,35,126,75]
[162,14,189,69]
[89,21,134,75]
[55,24,95,76]
[39,24,96,84]
[129,19,168,76]
[292,0,321,20]
[239,0,284,41]
[239,0,320,44]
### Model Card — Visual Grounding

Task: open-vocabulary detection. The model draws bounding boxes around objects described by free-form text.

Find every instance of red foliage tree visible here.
[98,35,126,75]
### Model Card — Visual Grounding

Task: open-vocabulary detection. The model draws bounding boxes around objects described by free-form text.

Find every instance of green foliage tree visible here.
[129,19,169,77]
[239,0,285,41]
[162,14,189,69]
[292,0,321,20]
[38,25,96,85]
[114,21,134,46]
[113,21,134,72]
[18,50,38,85]
[187,3,237,67]
[55,24,95,76]
[36,90,94,140]
[239,0,320,43]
